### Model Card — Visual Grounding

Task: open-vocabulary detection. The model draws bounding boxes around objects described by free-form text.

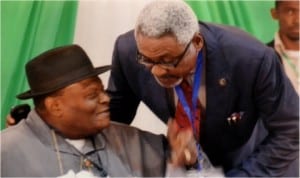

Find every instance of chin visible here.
[154,76,182,88]
[96,117,110,126]
[90,120,110,135]
[287,32,299,41]
[102,118,110,127]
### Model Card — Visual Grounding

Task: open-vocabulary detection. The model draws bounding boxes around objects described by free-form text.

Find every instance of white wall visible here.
[74,0,167,135]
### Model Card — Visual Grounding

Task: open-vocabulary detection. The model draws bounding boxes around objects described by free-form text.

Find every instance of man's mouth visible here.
[97,107,110,116]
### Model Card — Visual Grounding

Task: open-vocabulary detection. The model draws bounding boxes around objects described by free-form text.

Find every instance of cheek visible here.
[65,99,98,120]
[280,17,291,25]
[176,57,197,74]
[83,99,99,112]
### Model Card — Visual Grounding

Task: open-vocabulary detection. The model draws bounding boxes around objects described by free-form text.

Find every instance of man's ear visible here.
[44,97,62,117]
[271,8,279,20]
[192,33,204,52]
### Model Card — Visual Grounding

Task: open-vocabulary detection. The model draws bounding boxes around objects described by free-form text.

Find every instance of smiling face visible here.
[136,33,204,88]
[42,76,110,139]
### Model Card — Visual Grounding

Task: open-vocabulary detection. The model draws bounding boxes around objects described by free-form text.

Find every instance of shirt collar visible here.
[274,32,286,52]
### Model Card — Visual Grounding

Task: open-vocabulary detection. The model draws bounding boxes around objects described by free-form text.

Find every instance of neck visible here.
[279,33,299,51]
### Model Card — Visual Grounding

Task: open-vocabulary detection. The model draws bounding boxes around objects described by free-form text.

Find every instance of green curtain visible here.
[185,0,276,43]
[1,1,78,129]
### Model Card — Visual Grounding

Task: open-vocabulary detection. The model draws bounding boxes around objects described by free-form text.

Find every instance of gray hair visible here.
[134,0,199,45]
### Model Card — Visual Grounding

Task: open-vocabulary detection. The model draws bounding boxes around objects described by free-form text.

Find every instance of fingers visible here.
[167,119,197,166]
[174,130,197,166]
[184,148,191,162]
[167,119,179,146]
[6,114,16,128]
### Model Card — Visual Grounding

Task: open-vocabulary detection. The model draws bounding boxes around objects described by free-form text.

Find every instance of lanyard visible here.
[175,50,203,171]
[175,50,203,132]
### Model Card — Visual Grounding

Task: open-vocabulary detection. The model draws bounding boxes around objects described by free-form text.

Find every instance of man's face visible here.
[48,77,110,139]
[272,1,299,41]
[136,34,201,88]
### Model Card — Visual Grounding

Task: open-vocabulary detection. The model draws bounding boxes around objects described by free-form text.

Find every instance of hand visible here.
[6,114,16,128]
[6,104,30,127]
[167,119,197,166]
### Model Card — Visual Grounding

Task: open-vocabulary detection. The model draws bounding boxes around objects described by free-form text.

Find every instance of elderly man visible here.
[1,44,198,177]
[107,0,299,177]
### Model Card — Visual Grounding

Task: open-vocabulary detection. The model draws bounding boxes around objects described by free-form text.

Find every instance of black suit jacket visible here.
[107,22,299,177]
[267,39,275,48]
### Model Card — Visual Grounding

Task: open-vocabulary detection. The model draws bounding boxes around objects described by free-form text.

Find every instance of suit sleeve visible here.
[226,48,299,177]
[107,34,140,124]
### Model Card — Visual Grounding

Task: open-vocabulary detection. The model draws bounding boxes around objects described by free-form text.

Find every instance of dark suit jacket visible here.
[107,22,299,177]
[267,39,283,64]
[267,40,275,48]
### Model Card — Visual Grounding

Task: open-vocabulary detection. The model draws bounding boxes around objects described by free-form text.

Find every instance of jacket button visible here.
[219,78,227,87]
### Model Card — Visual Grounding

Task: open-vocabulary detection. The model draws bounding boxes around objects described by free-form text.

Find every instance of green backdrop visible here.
[1,1,78,129]
[186,1,276,43]
[1,1,276,129]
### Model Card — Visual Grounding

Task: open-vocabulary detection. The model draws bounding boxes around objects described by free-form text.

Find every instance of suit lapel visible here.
[199,23,236,150]
[205,47,233,122]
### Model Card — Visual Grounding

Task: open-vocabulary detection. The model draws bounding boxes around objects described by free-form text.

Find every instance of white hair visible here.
[134,0,199,45]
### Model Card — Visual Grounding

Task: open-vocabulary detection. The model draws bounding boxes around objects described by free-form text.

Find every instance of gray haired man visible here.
[108,0,299,177]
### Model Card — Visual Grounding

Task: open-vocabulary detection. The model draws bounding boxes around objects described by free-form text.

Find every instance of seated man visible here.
[0,44,198,177]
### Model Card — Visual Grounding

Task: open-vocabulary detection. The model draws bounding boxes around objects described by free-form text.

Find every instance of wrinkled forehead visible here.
[79,76,102,87]
[136,34,184,54]
[59,76,102,94]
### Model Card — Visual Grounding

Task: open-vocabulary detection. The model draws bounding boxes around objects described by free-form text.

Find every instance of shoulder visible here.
[106,121,165,138]
[102,122,166,146]
[266,40,275,48]
[114,30,136,49]
[201,22,277,65]
[1,121,33,151]
[100,122,167,176]
[201,22,267,55]
[1,120,29,139]
[117,30,135,42]
[112,29,136,58]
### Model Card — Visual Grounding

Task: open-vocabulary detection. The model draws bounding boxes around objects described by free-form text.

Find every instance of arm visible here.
[6,104,31,127]
[6,114,15,127]
[167,119,197,166]
[226,48,299,177]
[166,119,225,177]
[107,33,140,124]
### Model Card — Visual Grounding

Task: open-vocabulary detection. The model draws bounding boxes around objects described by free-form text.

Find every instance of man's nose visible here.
[98,92,110,103]
[151,65,168,77]
[293,11,299,24]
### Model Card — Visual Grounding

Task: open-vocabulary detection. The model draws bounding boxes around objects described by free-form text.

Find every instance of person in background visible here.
[107,0,299,177]
[268,0,299,93]
[1,44,198,177]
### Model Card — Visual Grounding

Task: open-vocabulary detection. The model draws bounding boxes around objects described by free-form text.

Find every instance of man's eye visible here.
[142,57,154,63]
[87,93,98,99]
[161,58,176,64]
[284,9,295,15]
